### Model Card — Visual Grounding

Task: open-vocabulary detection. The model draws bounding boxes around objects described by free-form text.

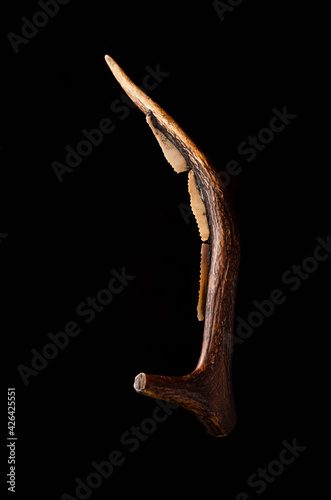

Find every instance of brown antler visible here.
[105,55,240,436]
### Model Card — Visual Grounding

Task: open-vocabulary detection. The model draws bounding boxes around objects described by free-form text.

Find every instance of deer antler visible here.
[105,55,240,437]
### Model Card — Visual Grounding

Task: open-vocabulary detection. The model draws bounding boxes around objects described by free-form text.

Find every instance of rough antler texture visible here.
[105,55,240,436]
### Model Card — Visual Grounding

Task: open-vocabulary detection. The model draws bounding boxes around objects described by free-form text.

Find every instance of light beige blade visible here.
[188,170,210,242]
[146,113,188,173]
[197,243,210,321]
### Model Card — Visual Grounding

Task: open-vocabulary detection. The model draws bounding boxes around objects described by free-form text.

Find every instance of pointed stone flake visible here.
[188,170,210,242]
[197,243,209,321]
[146,113,189,173]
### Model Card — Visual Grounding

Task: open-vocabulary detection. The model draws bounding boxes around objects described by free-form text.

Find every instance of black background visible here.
[1,1,327,499]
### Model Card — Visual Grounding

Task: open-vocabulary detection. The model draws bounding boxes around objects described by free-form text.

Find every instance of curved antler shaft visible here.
[105,55,240,436]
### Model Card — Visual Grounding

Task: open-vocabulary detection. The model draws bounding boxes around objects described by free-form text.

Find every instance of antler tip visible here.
[104,54,114,66]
